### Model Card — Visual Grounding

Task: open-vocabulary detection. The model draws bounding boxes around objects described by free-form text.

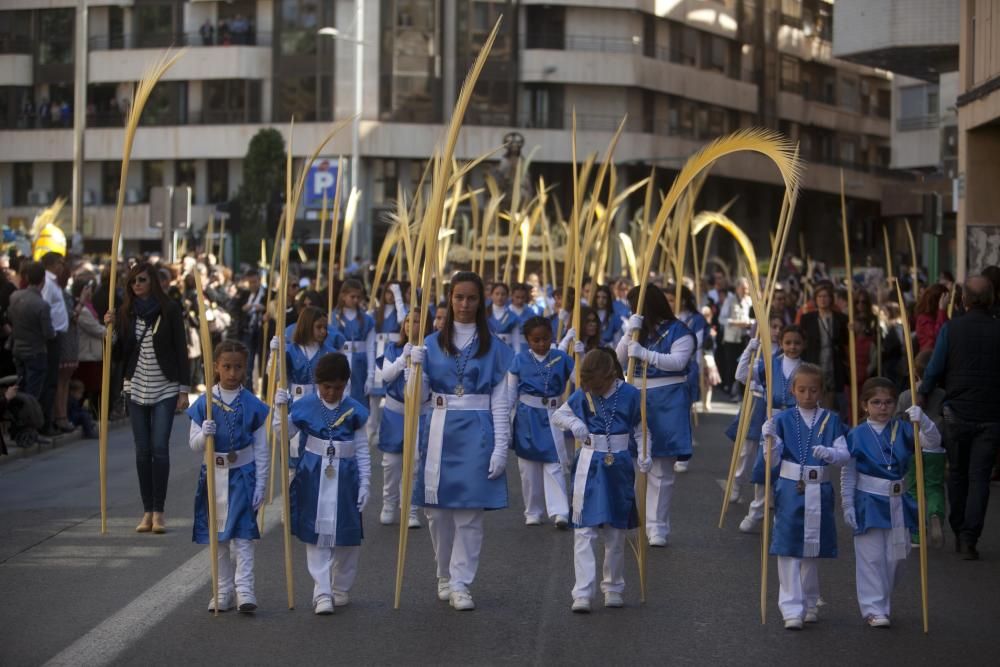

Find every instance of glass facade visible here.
[379,0,442,123]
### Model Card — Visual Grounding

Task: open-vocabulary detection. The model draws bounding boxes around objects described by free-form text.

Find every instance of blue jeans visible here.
[129,396,177,513]
[15,353,47,400]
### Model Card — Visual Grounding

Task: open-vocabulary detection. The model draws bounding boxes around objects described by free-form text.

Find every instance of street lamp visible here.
[318,0,364,260]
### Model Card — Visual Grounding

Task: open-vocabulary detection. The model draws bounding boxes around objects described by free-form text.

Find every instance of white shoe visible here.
[604,591,624,608]
[525,515,543,526]
[729,487,742,504]
[804,608,818,623]
[437,577,451,601]
[739,517,761,533]
[333,591,350,607]
[313,595,334,615]
[648,535,668,547]
[380,506,398,525]
[207,591,236,612]
[408,511,421,529]
[571,597,592,613]
[784,618,804,630]
[866,615,891,628]
[449,590,475,611]
[553,515,570,530]
[673,460,689,473]
[236,592,257,613]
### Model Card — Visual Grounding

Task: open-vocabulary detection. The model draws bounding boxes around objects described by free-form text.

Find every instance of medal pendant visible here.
[796,479,806,494]
[603,452,615,466]
[227,451,237,463]
[325,465,336,479]
[455,384,465,397]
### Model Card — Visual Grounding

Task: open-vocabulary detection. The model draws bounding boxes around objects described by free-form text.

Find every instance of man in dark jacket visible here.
[799,282,849,415]
[7,262,55,399]
[919,275,1000,560]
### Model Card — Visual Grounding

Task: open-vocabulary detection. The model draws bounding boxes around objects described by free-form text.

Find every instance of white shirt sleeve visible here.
[252,424,269,498]
[365,327,376,384]
[551,401,589,442]
[718,294,734,328]
[506,371,519,415]
[734,344,754,383]
[615,332,629,369]
[841,458,858,511]
[354,426,371,488]
[826,435,851,466]
[189,420,206,452]
[491,378,510,453]
[648,332,695,372]
[917,414,943,453]
[393,291,408,322]
[272,407,300,438]
[381,350,408,384]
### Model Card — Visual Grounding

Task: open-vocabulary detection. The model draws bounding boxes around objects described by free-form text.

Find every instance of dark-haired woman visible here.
[618,285,695,547]
[593,284,622,346]
[410,271,514,611]
[668,285,708,473]
[106,262,191,534]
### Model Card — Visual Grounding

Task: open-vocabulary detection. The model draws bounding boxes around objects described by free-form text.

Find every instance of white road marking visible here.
[43,505,283,667]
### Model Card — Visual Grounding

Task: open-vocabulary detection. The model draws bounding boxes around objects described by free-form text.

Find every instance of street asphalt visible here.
[1,407,998,666]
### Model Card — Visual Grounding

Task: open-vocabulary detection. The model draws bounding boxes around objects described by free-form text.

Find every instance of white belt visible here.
[342,341,365,354]
[290,383,314,400]
[519,394,561,410]
[631,375,685,389]
[376,332,401,346]
[858,472,909,560]
[384,395,405,413]
[751,391,765,399]
[303,436,354,548]
[780,460,826,557]
[209,445,255,533]
[374,334,401,388]
[572,433,630,524]
[518,394,569,471]
[425,392,490,505]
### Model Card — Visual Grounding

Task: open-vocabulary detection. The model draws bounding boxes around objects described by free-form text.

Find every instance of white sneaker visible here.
[333,591,350,607]
[553,515,570,530]
[604,591,624,608]
[408,511,422,529]
[449,590,475,611]
[571,597,592,613]
[437,577,451,601]
[804,608,818,623]
[313,595,334,615]
[784,618,803,630]
[729,487,742,504]
[525,515,543,526]
[649,535,668,547]
[866,615,891,628]
[207,591,236,612]
[673,460,689,473]
[236,592,257,613]
[380,506,398,525]
[739,516,761,533]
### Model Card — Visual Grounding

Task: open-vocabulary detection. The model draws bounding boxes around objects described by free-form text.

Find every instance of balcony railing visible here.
[89,31,271,50]
[896,114,940,132]
[526,32,643,55]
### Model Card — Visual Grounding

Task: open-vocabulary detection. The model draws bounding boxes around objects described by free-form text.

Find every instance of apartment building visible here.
[0,0,898,267]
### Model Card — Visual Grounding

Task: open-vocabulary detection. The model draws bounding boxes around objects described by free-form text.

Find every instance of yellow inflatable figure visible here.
[31,198,67,260]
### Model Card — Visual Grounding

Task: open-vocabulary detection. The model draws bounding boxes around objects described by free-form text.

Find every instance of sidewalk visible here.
[0,417,130,467]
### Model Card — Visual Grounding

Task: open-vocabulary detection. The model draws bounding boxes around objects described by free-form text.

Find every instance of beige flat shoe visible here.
[136,513,153,533]
[151,512,166,534]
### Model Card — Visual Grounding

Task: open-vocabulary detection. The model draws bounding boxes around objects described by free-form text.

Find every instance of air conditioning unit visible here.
[125,188,142,204]
[83,189,96,205]
[28,190,52,206]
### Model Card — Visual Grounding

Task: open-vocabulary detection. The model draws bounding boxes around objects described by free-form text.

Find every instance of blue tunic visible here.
[333,309,375,403]
[188,391,270,544]
[285,339,342,388]
[412,331,514,510]
[288,394,369,546]
[372,307,402,397]
[846,419,918,535]
[510,348,574,462]
[725,348,779,443]
[377,341,407,454]
[767,407,845,558]
[566,384,641,529]
[679,311,707,402]
[638,319,695,458]
[597,308,622,346]
[488,306,519,337]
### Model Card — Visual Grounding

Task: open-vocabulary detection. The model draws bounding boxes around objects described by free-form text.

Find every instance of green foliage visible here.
[236,128,286,263]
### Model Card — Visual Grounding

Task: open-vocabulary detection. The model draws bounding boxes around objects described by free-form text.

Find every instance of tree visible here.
[236,128,286,265]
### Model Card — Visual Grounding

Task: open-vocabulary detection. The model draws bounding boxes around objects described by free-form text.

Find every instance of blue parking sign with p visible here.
[306,159,338,208]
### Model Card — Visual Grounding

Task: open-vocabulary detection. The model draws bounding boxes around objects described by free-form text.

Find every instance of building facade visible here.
[0,0,899,269]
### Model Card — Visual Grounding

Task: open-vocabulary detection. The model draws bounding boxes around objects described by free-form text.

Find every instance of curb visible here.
[0,418,131,467]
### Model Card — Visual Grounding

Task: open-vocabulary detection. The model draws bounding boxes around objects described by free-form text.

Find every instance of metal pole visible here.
[71,0,87,236]
[350,0,363,261]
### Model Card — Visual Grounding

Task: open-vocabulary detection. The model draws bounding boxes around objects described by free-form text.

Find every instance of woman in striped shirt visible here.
[106,263,190,534]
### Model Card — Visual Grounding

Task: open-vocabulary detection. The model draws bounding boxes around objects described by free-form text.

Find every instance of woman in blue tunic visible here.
[410,271,514,612]
[618,285,695,547]
[370,281,408,446]
[668,285,707,473]
[506,316,575,528]
[759,363,848,630]
[552,348,648,613]
[274,352,370,615]
[487,282,518,350]
[188,341,270,613]
[593,284,623,346]
[332,278,376,404]
[842,377,940,628]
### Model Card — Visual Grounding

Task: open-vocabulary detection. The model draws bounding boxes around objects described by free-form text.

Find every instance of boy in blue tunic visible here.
[552,348,648,613]
[274,352,370,615]
[188,341,271,613]
[487,282,518,350]
[759,363,849,630]
[506,316,575,527]
[842,377,940,628]
[331,278,376,405]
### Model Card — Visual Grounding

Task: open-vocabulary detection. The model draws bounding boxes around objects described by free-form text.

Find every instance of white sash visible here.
[780,460,826,558]
[519,394,568,471]
[374,334,401,388]
[571,433,629,525]
[210,446,255,533]
[857,472,910,560]
[384,395,405,414]
[303,435,355,548]
[424,392,490,505]
[629,375,685,389]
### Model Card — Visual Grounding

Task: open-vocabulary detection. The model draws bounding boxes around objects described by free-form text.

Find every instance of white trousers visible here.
[518,457,569,520]
[381,452,419,515]
[744,482,767,522]
[734,437,758,486]
[425,508,484,593]
[305,544,361,603]
[216,538,255,596]
[368,397,383,445]
[572,526,626,599]
[776,556,820,621]
[854,528,907,619]
[645,457,676,540]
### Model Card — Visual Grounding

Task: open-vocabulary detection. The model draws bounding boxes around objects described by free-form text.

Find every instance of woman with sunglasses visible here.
[105,262,191,534]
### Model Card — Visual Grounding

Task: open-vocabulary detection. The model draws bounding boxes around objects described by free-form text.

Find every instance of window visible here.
[669,97,695,137]
[839,138,856,166]
[175,160,196,191]
[702,35,728,74]
[457,1,516,126]
[279,0,320,56]
[373,159,398,205]
[143,161,166,202]
[101,161,121,205]
[379,0,442,123]
[899,84,938,119]
[839,77,859,112]
[780,56,800,93]
[134,3,177,49]
[140,81,185,126]
[208,160,229,203]
[38,9,74,65]
[203,80,261,123]
[0,11,32,54]
[0,86,32,129]
[523,84,563,129]
[52,162,73,200]
[525,4,563,49]
[669,23,698,66]
[275,75,331,122]
[13,163,32,206]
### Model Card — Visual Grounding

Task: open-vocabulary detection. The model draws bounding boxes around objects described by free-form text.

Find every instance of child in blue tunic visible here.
[370,281,408,446]
[507,282,539,353]
[842,377,941,628]
[274,352,370,615]
[506,316,575,527]
[331,278,376,405]
[487,282,518,351]
[377,307,430,529]
[670,285,708,473]
[188,341,270,613]
[552,348,648,613]
[759,363,849,630]
[409,272,514,612]
[737,322,804,533]
[619,285,695,547]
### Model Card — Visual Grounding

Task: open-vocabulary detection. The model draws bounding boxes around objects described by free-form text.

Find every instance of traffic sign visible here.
[305,159,339,208]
